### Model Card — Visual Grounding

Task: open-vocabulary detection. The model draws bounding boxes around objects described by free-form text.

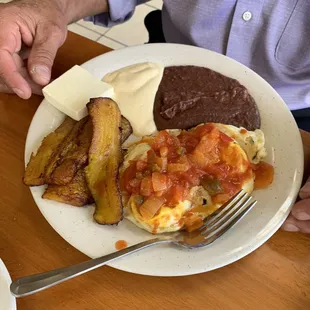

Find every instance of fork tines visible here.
[199,189,257,242]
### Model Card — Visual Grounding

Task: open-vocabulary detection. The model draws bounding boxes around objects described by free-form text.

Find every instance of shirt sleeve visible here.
[84,0,148,27]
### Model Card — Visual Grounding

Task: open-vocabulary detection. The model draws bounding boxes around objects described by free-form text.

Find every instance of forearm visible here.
[54,0,109,24]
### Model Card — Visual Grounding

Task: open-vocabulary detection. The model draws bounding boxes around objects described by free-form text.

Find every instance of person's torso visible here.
[162,0,310,110]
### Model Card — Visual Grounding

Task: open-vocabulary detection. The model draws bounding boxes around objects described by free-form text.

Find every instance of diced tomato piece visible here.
[167,137,181,159]
[193,123,214,137]
[177,154,190,164]
[195,134,219,154]
[156,156,167,172]
[142,170,152,177]
[176,155,191,168]
[170,185,187,204]
[179,132,199,153]
[120,163,137,192]
[189,148,220,168]
[182,169,200,186]
[220,132,233,143]
[152,172,168,192]
[139,196,165,220]
[146,149,167,171]
[167,163,189,173]
[166,173,177,188]
[136,160,148,172]
[152,131,170,151]
[188,150,207,168]
[160,146,168,158]
[220,181,240,197]
[147,149,157,164]
[152,130,180,160]
[129,178,141,189]
[154,190,165,197]
[168,134,181,148]
[140,176,153,196]
[205,150,220,165]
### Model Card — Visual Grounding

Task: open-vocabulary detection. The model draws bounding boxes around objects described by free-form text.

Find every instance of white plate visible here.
[0,259,16,310]
[25,44,303,276]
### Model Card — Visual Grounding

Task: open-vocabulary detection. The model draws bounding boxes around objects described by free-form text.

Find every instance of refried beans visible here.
[153,66,260,131]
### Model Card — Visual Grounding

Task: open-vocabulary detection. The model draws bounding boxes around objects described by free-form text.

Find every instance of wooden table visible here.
[1,32,310,310]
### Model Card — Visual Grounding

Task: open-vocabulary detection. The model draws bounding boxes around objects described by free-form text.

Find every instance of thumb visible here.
[28,24,67,86]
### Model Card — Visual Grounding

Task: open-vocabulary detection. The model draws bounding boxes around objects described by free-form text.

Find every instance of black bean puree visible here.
[153,66,260,131]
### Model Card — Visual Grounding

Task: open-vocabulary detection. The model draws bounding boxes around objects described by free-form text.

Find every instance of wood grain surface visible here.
[0,32,309,310]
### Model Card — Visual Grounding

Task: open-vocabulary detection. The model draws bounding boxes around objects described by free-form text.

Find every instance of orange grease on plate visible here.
[115,240,128,250]
[252,162,274,189]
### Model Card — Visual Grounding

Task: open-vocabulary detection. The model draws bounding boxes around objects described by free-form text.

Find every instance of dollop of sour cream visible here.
[103,62,164,136]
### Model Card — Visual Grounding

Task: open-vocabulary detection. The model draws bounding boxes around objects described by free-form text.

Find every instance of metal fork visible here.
[10,189,256,297]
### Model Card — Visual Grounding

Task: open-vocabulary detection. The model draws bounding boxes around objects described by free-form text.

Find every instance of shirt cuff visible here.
[84,0,145,27]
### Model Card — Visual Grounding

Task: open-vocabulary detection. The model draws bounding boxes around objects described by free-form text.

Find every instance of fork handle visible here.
[10,238,169,297]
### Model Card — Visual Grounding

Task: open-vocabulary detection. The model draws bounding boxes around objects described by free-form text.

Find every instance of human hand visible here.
[282,176,310,233]
[0,1,67,99]
[0,47,43,96]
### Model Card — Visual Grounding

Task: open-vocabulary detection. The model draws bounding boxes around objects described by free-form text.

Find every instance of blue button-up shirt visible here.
[86,0,310,110]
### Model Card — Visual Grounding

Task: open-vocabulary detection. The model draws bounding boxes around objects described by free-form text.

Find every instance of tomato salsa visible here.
[120,124,273,220]
[115,240,128,250]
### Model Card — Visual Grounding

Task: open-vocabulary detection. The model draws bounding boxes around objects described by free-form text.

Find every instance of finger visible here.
[291,199,310,221]
[28,80,43,96]
[0,80,14,94]
[28,24,66,86]
[0,49,31,99]
[299,176,310,199]
[0,67,43,96]
[19,66,43,96]
[282,214,310,234]
[19,45,31,60]
[0,28,31,98]
[12,54,40,93]
[12,53,24,69]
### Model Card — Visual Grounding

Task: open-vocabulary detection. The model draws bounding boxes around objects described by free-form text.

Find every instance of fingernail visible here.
[282,223,299,232]
[12,88,25,98]
[30,65,51,84]
[295,211,310,221]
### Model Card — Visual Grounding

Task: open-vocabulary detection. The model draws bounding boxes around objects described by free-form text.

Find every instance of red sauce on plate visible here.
[252,162,274,189]
[115,240,128,251]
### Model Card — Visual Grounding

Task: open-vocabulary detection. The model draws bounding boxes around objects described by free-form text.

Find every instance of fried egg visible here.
[120,123,266,234]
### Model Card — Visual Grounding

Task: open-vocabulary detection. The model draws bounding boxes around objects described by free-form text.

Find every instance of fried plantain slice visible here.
[85,98,123,225]
[24,117,76,186]
[42,114,128,206]
[46,119,92,185]
[44,117,89,185]
[45,116,130,186]
[43,169,93,206]
[120,116,133,144]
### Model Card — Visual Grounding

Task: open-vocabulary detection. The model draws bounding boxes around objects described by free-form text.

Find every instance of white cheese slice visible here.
[43,65,114,120]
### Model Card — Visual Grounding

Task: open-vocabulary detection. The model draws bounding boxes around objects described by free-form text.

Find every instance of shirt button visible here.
[242,11,252,21]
